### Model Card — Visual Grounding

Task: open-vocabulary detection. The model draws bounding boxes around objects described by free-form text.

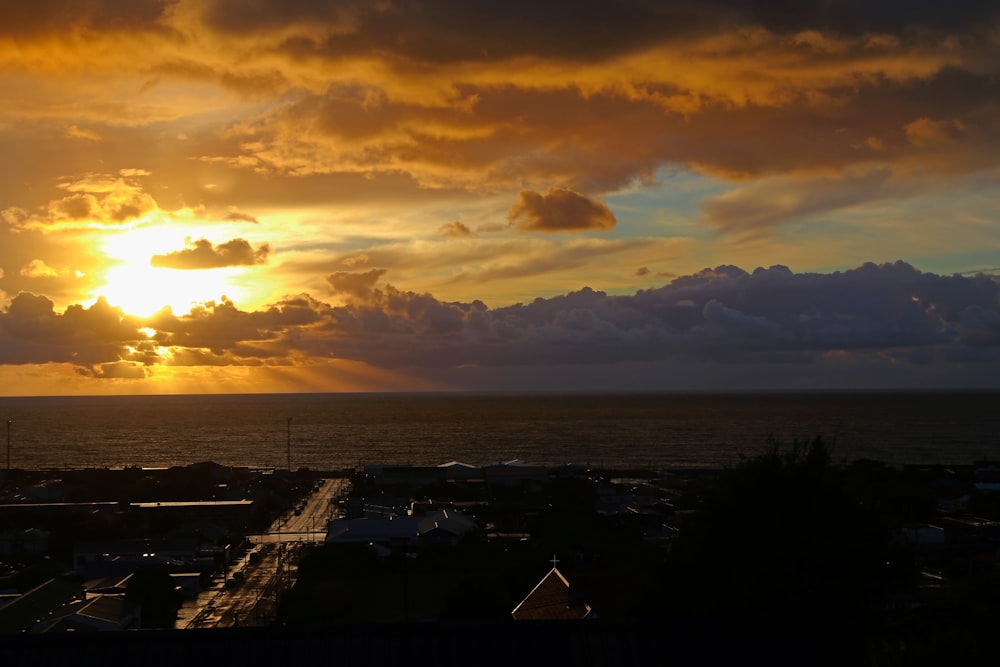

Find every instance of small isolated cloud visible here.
[508,188,617,233]
[66,125,100,141]
[151,238,270,269]
[20,259,61,278]
[905,117,963,147]
[224,211,260,224]
[439,221,473,237]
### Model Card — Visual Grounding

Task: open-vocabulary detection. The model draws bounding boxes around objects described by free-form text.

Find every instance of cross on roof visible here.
[550,554,559,569]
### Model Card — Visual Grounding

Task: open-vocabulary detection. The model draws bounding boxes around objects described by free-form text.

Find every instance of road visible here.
[249,477,348,544]
[181,476,349,629]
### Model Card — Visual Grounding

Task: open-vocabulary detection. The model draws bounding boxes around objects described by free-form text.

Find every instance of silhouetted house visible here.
[73,537,202,578]
[0,528,50,557]
[84,572,132,597]
[483,461,550,491]
[511,567,593,620]
[34,594,137,632]
[417,510,478,546]
[325,517,420,547]
[367,465,447,492]
[0,577,85,634]
[438,461,483,482]
[21,480,71,503]
[131,499,254,527]
[325,509,479,550]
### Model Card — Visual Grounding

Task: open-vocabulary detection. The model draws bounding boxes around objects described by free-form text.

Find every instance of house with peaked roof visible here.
[35,594,138,632]
[0,577,85,634]
[511,564,593,620]
[417,509,478,546]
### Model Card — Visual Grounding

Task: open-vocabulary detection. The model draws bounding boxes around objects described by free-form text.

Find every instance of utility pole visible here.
[6,419,10,473]
[286,417,292,471]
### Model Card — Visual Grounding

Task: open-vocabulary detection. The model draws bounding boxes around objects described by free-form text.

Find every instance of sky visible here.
[0,0,999,395]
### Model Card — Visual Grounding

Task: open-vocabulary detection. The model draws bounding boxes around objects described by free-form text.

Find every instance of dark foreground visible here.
[4,618,865,667]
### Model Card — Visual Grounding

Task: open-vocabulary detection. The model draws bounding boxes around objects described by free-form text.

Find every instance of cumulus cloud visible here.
[508,189,617,233]
[0,293,150,367]
[327,269,388,301]
[13,174,159,231]
[20,259,61,278]
[129,262,1000,377]
[3,262,999,386]
[151,238,270,269]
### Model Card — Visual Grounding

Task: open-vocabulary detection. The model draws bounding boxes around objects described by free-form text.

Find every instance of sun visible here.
[95,226,255,318]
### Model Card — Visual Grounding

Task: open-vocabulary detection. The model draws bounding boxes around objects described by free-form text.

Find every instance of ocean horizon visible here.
[2,390,998,472]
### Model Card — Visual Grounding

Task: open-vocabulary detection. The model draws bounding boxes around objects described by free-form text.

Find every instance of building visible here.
[512,563,593,620]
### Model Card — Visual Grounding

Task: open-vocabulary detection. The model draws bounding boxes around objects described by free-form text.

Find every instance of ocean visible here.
[0,391,998,471]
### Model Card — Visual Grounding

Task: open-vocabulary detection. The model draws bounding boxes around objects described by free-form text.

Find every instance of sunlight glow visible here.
[95,225,254,318]
[98,263,243,318]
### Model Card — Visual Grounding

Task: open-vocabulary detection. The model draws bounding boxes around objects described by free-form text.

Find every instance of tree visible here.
[667,437,891,618]
[126,565,182,628]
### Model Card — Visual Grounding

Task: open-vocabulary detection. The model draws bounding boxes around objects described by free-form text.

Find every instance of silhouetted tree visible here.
[666,437,892,619]
[126,565,182,628]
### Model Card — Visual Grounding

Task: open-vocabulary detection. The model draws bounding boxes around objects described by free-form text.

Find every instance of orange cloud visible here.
[151,238,271,269]
[508,189,616,233]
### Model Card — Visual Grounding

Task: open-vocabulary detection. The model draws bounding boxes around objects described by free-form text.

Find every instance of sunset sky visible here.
[1,1,999,395]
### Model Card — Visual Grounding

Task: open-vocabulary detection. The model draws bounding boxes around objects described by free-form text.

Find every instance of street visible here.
[181,476,349,628]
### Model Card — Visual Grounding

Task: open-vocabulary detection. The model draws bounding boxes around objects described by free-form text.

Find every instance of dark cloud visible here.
[150,238,270,269]
[5,263,999,386]
[134,261,1000,379]
[198,1,999,63]
[327,269,388,300]
[144,296,317,354]
[200,1,735,62]
[0,293,149,366]
[0,0,172,37]
[508,189,617,233]
[743,0,1000,34]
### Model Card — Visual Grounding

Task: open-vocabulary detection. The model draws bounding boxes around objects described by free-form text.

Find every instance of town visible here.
[3,440,1000,663]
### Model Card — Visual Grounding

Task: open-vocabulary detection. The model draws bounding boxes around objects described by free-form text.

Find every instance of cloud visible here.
[131,261,1000,376]
[13,174,159,231]
[327,269,387,300]
[3,262,999,387]
[2,0,997,230]
[224,211,260,224]
[700,169,897,234]
[508,189,617,232]
[66,125,100,141]
[150,238,271,269]
[78,361,148,379]
[905,117,965,147]
[20,259,61,278]
[0,292,149,366]
[439,221,473,237]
